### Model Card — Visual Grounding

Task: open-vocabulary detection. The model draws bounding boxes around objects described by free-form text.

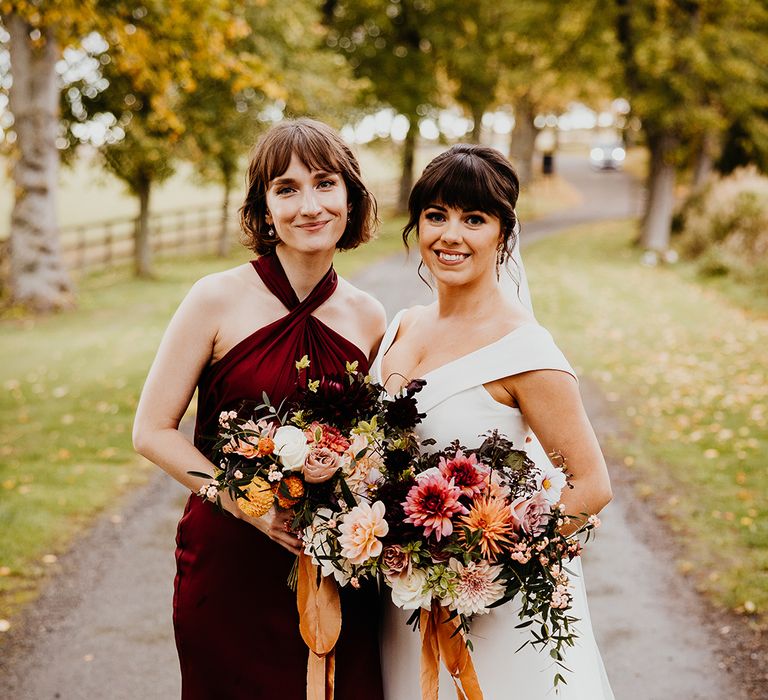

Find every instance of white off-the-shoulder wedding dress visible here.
[372,309,615,699]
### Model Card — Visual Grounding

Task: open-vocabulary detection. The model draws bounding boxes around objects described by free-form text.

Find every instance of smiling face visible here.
[265,154,349,255]
[418,203,502,286]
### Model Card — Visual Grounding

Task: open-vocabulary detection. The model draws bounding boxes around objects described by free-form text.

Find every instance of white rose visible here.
[388,569,432,610]
[273,425,310,471]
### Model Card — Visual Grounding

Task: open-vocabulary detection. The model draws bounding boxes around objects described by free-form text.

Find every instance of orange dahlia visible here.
[459,495,516,559]
[237,477,273,518]
[257,436,275,456]
[274,474,305,508]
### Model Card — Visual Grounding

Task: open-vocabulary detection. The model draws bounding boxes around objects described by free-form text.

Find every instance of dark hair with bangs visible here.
[403,144,520,259]
[239,118,377,255]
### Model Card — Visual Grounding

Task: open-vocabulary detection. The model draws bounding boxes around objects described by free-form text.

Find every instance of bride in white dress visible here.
[372,145,615,699]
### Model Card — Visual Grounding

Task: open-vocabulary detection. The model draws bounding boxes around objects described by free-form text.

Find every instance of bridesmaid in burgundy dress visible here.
[133,119,387,699]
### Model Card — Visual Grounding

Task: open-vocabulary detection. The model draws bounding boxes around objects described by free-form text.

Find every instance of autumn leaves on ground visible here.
[528,222,768,620]
[1,216,766,635]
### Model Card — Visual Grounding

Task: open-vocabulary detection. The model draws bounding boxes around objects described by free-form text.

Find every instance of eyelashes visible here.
[423,211,487,226]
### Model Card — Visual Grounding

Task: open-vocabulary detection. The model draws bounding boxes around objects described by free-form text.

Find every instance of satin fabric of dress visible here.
[173,253,384,700]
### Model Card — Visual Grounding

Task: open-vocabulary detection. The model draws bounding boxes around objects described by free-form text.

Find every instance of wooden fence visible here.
[59,202,233,274]
[2,179,400,279]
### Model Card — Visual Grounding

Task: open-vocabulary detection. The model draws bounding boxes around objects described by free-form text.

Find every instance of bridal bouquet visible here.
[304,428,600,692]
[191,358,427,699]
[193,357,426,569]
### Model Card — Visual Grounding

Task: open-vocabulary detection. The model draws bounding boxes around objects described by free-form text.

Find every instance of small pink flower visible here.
[588,514,601,528]
[438,450,490,497]
[402,472,467,541]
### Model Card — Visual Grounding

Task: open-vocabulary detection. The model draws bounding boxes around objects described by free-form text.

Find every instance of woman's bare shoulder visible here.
[398,304,431,334]
[185,263,265,310]
[336,277,387,331]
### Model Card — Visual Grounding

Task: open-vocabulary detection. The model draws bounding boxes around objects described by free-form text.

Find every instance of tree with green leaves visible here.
[66,1,252,277]
[428,0,506,144]
[497,1,617,186]
[1,1,98,311]
[181,0,359,257]
[324,0,440,212]
[614,0,768,252]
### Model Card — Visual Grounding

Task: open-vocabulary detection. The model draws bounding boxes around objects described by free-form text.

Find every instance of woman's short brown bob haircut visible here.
[403,144,520,260]
[239,118,377,256]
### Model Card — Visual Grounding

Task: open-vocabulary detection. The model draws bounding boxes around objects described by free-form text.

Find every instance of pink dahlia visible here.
[305,422,351,454]
[438,450,490,497]
[402,472,467,541]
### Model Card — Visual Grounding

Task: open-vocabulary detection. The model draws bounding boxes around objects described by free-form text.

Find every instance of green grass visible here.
[0,218,406,620]
[525,220,768,623]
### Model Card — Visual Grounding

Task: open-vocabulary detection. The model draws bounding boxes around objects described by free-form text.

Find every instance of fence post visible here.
[78,227,87,272]
[154,213,163,254]
[104,222,113,266]
[199,207,207,250]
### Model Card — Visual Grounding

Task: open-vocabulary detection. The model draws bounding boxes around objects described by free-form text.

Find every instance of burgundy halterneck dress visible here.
[173,253,384,699]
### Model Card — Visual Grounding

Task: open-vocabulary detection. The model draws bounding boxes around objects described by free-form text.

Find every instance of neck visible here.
[274,245,335,300]
[436,274,506,321]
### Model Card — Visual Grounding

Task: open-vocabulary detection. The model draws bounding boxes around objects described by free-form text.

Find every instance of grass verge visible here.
[0,218,406,622]
[525,220,768,624]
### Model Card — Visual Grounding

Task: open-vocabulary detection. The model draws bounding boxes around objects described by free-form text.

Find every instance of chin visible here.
[429,267,472,286]
[287,235,343,256]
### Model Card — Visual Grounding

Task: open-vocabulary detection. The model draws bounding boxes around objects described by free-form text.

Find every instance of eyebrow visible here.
[425,203,484,214]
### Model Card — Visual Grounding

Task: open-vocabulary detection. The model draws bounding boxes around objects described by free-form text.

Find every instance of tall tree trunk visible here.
[134,174,153,277]
[692,130,717,194]
[641,132,677,251]
[218,167,233,258]
[397,117,417,214]
[509,95,538,187]
[469,104,484,144]
[7,16,73,311]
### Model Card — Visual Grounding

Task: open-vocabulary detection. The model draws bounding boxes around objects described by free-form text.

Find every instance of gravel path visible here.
[0,154,752,699]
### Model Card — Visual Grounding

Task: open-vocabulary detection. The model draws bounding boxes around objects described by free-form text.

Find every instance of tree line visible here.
[1,0,767,311]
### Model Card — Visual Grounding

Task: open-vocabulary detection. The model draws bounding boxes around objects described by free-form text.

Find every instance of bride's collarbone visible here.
[383,334,472,386]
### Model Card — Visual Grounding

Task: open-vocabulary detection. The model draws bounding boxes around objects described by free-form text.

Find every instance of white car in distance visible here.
[590,143,626,171]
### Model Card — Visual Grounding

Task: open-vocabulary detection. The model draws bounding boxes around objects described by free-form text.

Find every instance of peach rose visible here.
[381,545,410,576]
[304,446,341,484]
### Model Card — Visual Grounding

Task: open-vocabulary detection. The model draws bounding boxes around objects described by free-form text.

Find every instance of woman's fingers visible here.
[242,508,302,554]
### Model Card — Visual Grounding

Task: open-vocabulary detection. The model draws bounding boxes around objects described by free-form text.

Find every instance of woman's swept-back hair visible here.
[403,144,520,258]
[239,118,377,255]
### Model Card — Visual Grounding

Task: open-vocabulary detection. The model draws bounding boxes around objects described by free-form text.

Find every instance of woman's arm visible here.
[504,369,613,535]
[132,276,301,553]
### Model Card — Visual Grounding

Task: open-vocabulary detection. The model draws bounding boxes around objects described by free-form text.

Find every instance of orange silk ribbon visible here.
[419,605,484,700]
[297,552,342,700]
